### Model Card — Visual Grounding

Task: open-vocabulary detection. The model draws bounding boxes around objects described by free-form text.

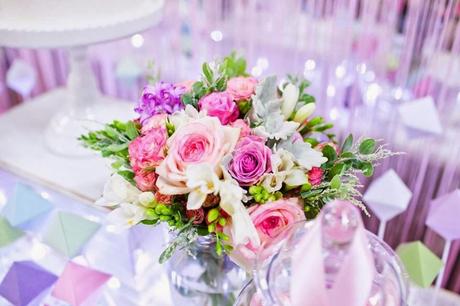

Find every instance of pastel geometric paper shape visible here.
[0,217,23,248]
[43,212,100,258]
[1,183,53,227]
[398,96,443,135]
[426,189,460,241]
[0,261,57,306]
[363,169,412,221]
[6,59,36,96]
[396,241,443,288]
[52,262,111,305]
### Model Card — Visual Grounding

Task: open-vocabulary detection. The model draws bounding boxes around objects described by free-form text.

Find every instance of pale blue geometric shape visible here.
[1,183,53,227]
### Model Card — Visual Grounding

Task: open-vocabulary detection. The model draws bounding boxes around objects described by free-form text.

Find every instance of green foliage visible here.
[302,135,395,218]
[79,120,138,184]
[181,52,248,109]
[219,52,248,79]
[299,116,335,142]
[359,138,376,155]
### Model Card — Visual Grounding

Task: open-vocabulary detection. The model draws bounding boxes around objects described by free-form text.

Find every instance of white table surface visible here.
[0,88,135,203]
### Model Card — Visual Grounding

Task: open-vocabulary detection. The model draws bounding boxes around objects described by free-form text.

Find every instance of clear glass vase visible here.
[235,221,409,306]
[167,236,249,306]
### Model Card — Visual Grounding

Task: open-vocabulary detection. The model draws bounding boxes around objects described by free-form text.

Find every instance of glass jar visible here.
[235,221,408,306]
[167,236,249,306]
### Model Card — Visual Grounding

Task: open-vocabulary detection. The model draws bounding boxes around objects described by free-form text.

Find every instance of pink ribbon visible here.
[290,205,375,306]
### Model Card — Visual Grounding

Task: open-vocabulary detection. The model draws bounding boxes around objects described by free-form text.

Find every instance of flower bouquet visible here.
[80,53,392,269]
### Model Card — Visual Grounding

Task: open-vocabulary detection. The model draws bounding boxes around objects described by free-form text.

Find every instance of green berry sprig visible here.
[249,186,282,204]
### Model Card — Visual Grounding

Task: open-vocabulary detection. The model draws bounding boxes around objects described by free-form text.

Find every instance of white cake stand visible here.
[0,0,163,156]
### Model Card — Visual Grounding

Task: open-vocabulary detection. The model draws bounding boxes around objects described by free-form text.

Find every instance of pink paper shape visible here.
[426,189,460,241]
[51,262,111,306]
[291,201,375,306]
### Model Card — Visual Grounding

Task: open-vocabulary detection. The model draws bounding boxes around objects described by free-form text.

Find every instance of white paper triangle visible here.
[363,169,412,221]
[398,96,443,135]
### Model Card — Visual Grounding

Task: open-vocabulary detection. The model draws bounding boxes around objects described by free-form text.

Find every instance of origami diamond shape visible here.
[52,262,111,305]
[0,261,57,306]
[363,169,412,221]
[398,96,443,135]
[426,189,460,241]
[43,212,100,258]
[396,241,443,288]
[1,183,53,227]
[0,217,23,248]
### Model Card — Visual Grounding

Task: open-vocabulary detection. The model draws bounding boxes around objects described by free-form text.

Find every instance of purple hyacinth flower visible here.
[135,82,186,123]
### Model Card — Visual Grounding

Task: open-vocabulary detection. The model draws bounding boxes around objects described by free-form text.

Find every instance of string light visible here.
[210,30,223,42]
[131,34,144,48]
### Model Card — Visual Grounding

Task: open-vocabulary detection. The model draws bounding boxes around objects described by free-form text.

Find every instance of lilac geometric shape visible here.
[0,261,57,306]
[426,190,460,241]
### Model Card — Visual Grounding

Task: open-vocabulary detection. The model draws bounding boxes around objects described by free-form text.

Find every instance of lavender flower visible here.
[135,82,185,123]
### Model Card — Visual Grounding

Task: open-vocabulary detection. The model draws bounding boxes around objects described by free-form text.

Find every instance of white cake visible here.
[0,0,163,47]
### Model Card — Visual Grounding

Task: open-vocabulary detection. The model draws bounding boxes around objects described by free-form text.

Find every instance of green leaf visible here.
[301,189,323,199]
[141,219,158,225]
[304,138,319,147]
[117,170,135,183]
[106,143,129,152]
[307,116,324,127]
[202,63,214,83]
[341,134,353,153]
[340,151,355,159]
[359,139,376,155]
[313,123,334,132]
[361,162,374,176]
[329,163,345,177]
[126,121,139,140]
[330,175,341,189]
[322,145,337,163]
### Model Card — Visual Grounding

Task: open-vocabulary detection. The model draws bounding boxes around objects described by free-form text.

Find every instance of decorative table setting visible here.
[1,0,460,306]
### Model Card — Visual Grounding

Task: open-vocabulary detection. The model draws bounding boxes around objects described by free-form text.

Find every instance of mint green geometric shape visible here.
[0,217,23,248]
[43,212,100,258]
[396,241,443,288]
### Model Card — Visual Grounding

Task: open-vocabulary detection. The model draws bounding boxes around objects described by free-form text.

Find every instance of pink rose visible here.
[176,80,195,92]
[186,208,205,224]
[228,136,272,186]
[198,92,239,125]
[231,119,251,138]
[226,77,258,101]
[134,171,157,192]
[156,117,240,194]
[128,127,168,172]
[141,114,167,134]
[155,192,174,204]
[228,198,305,270]
[308,167,323,186]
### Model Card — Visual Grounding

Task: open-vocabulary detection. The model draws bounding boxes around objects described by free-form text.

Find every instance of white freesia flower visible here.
[107,203,145,229]
[219,180,260,247]
[185,164,220,210]
[293,103,316,123]
[95,174,141,207]
[261,149,308,192]
[281,83,299,119]
[138,192,156,207]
